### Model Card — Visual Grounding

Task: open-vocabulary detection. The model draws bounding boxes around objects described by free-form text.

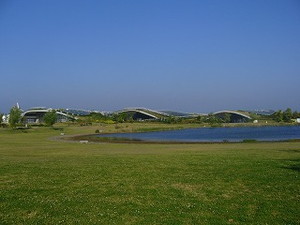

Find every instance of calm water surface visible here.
[97,126,300,142]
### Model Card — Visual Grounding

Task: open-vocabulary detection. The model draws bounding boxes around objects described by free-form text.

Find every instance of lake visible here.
[97,126,300,142]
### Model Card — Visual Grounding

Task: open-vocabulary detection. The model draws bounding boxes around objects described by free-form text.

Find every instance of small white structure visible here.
[296,118,300,123]
[253,120,258,123]
[2,114,9,124]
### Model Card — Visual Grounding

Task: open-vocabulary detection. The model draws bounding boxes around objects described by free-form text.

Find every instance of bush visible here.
[242,139,257,143]
[43,110,57,126]
[0,123,9,128]
[53,127,64,131]
[115,125,122,129]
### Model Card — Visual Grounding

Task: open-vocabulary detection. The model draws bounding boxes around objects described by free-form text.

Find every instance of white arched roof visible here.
[212,110,251,119]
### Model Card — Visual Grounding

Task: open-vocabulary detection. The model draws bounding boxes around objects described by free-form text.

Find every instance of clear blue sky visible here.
[1,0,299,113]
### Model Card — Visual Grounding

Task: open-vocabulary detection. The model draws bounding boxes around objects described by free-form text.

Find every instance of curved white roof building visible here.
[22,108,76,123]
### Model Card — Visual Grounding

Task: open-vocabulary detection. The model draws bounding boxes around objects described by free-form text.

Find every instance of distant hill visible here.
[64,109,92,116]
[161,111,198,117]
[247,110,275,116]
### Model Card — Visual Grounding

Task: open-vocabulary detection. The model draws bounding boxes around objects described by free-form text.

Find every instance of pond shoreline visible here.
[64,127,300,144]
[64,134,300,144]
[56,124,300,144]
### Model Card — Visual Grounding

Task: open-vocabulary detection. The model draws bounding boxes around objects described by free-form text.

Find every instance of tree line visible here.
[1,106,300,128]
[271,108,300,123]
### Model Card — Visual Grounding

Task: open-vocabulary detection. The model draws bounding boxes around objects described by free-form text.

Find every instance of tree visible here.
[272,110,283,122]
[9,106,22,128]
[293,111,299,119]
[283,108,292,122]
[222,113,231,123]
[43,110,57,126]
[206,114,222,125]
[112,113,127,123]
[196,115,208,123]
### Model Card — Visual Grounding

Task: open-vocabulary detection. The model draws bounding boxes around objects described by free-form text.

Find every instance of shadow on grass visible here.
[281,159,300,172]
[278,149,300,153]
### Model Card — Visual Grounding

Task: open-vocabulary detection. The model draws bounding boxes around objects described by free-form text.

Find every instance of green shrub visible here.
[242,139,257,143]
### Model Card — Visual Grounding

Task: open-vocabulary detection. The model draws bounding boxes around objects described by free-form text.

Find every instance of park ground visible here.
[0,123,299,224]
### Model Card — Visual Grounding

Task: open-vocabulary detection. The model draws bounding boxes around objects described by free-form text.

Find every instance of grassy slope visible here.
[0,125,299,224]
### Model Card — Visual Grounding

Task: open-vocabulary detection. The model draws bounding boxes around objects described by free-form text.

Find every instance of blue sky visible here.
[0,0,299,113]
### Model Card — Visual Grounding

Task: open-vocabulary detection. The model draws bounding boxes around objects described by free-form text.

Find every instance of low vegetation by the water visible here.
[134,126,185,133]
[242,139,258,143]
[0,124,299,224]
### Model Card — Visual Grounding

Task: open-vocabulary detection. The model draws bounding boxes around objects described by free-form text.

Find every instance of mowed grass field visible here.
[0,124,299,224]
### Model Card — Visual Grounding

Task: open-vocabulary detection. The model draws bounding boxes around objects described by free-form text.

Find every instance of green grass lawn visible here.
[0,125,299,224]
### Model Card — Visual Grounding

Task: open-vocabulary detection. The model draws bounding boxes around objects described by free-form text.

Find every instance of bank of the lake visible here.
[74,125,300,143]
